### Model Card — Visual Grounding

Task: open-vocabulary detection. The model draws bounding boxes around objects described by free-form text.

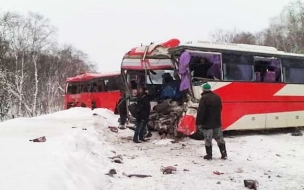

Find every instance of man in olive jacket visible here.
[196,83,227,160]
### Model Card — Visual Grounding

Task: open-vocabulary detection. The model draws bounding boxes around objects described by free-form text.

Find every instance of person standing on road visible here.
[133,86,151,143]
[116,90,127,129]
[196,83,227,160]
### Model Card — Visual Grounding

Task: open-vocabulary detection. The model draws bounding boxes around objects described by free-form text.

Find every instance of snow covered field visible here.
[0,108,303,190]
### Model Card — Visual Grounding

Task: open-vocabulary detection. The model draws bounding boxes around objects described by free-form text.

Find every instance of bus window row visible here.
[66,77,123,94]
[189,53,304,84]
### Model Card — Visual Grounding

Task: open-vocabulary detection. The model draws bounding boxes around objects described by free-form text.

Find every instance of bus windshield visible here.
[146,70,175,84]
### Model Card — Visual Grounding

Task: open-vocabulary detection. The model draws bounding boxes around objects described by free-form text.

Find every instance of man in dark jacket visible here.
[196,83,227,160]
[133,86,151,143]
[116,90,127,129]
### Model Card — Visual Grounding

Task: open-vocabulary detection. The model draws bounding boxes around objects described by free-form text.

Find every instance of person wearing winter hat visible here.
[196,83,227,160]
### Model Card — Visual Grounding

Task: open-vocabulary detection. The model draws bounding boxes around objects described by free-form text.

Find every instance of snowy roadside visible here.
[0,108,118,190]
[101,117,304,190]
[0,107,303,190]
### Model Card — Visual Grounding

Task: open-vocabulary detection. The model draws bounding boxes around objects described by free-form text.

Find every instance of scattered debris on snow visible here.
[122,172,152,178]
[29,136,46,142]
[161,166,177,174]
[0,107,303,190]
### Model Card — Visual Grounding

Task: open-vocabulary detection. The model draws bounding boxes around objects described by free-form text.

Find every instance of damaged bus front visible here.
[120,39,188,137]
[121,39,224,138]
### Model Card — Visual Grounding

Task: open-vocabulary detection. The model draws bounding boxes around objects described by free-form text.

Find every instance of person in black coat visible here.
[196,83,227,160]
[133,86,151,143]
[116,90,127,129]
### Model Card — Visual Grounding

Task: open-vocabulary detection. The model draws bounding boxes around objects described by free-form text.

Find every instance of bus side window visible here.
[91,82,97,92]
[222,53,253,81]
[282,58,304,83]
[67,84,73,94]
[189,55,222,80]
[77,84,82,94]
[107,78,119,91]
[97,80,106,92]
[253,57,282,82]
[82,83,89,92]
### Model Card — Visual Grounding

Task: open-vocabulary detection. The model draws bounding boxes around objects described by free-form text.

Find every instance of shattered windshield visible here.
[146,70,175,84]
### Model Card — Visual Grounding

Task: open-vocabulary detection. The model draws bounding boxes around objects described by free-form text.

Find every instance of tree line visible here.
[210,0,304,54]
[0,11,96,121]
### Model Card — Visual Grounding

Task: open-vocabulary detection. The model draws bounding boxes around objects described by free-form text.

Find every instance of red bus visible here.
[121,38,304,136]
[64,72,122,111]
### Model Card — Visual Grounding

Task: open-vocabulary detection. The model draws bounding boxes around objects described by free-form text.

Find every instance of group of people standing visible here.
[115,86,151,143]
[115,79,227,159]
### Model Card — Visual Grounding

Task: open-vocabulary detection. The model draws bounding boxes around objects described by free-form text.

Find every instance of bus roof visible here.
[171,40,304,58]
[66,72,121,83]
[123,38,304,59]
[122,38,304,69]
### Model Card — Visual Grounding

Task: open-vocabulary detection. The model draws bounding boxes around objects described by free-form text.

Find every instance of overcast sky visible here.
[0,0,294,73]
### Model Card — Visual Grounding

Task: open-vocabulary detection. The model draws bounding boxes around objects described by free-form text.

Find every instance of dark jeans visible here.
[119,113,127,125]
[133,120,148,141]
[202,128,225,147]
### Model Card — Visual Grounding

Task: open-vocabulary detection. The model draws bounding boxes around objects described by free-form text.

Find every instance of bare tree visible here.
[0,11,95,120]
[25,12,56,116]
[210,28,257,45]
[210,29,239,43]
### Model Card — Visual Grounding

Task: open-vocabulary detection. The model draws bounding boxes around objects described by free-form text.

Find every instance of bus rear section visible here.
[64,72,122,111]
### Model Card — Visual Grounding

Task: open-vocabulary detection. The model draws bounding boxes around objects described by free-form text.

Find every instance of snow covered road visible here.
[0,108,303,190]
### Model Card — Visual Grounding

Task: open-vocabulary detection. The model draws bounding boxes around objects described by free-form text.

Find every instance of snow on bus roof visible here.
[178,40,304,57]
[66,72,120,83]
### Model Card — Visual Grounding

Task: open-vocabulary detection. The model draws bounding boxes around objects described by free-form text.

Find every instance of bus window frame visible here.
[186,50,224,81]
[66,82,81,95]
[169,45,304,84]
[102,75,123,91]
[221,52,254,82]
[281,57,304,84]
[253,56,283,83]
[90,75,122,92]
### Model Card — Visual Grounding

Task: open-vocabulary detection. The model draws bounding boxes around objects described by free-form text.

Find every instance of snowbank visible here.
[0,108,118,190]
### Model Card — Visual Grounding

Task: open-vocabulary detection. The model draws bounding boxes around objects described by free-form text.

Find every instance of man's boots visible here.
[219,144,227,160]
[204,146,212,160]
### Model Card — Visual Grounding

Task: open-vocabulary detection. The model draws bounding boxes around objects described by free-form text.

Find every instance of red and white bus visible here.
[64,72,122,111]
[121,39,304,136]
